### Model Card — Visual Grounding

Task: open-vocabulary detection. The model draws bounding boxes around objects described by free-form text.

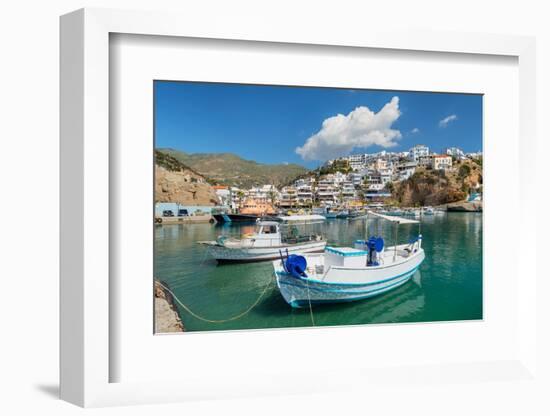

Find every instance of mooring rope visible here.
[305,277,316,326]
[157,276,273,324]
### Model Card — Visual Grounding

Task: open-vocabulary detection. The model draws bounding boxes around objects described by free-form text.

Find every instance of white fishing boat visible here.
[199,215,327,263]
[323,209,339,219]
[422,206,436,216]
[273,211,425,307]
[276,214,326,225]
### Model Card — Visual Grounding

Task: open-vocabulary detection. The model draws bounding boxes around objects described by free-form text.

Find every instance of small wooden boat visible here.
[273,211,425,307]
[199,215,327,263]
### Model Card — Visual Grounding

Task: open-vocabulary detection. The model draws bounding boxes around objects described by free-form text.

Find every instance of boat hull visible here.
[275,250,425,307]
[206,241,327,262]
[213,213,270,224]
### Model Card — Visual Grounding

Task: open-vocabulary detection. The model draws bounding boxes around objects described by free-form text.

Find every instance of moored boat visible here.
[273,211,425,307]
[213,198,277,224]
[422,206,435,216]
[324,210,338,219]
[199,215,327,262]
[348,209,367,219]
[336,209,349,219]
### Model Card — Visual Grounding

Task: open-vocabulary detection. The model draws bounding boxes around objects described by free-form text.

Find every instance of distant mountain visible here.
[157,148,309,188]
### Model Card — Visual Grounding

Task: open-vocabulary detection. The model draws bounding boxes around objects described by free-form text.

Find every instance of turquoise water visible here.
[154,213,482,332]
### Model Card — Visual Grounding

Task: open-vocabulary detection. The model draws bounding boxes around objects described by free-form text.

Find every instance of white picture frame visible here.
[60,8,538,407]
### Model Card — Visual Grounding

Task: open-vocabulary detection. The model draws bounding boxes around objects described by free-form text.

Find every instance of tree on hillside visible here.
[458,164,471,180]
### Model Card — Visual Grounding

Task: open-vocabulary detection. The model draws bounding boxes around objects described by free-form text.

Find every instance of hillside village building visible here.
[409,144,430,161]
[217,145,479,208]
[432,155,453,171]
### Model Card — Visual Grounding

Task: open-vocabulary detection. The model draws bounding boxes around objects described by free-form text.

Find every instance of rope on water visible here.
[157,276,273,324]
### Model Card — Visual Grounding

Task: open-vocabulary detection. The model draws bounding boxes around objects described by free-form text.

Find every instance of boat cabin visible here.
[242,216,325,248]
[245,221,283,247]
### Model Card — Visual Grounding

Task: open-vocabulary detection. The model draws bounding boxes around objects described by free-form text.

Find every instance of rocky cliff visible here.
[155,150,219,206]
[393,160,482,207]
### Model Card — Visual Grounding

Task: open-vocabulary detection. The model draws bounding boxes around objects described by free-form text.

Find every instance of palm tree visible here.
[236,190,245,212]
[268,189,277,208]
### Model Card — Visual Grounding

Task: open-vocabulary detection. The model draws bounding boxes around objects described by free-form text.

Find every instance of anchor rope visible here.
[157,275,274,324]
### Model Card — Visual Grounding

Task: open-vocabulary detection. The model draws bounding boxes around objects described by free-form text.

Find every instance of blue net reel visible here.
[282,253,308,279]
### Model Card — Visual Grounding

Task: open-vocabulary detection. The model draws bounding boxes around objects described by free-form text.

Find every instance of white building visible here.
[230,187,244,209]
[409,144,430,161]
[341,181,356,201]
[279,186,298,208]
[418,155,433,167]
[445,147,466,159]
[466,151,483,160]
[245,185,278,204]
[395,161,417,181]
[213,186,231,206]
[349,171,366,187]
[296,184,314,206]
[432,155,453,171]
[346,154,367,171]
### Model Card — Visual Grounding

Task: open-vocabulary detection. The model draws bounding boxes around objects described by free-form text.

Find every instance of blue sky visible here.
[155,81,482,169]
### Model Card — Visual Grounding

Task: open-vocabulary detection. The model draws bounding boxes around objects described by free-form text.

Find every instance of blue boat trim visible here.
[275,265,420,287]
[279,271,415,295]
[287,276,412,307]
[326,246,369,257]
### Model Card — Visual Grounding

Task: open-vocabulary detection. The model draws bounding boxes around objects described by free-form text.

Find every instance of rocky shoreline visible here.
[154,280,185,333]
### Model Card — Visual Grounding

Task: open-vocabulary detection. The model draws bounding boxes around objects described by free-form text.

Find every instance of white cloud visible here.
[295,97,402,161]
[411,127,420,134]
[439,114,457,128]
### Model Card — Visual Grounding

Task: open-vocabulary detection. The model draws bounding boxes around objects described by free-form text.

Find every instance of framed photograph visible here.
[60,8,538,407]
[152,81,483,333]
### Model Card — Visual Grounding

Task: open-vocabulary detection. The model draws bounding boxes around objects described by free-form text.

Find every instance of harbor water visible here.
[154,213,482,332]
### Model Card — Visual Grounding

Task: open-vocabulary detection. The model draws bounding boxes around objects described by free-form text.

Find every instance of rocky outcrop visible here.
[155,165,219,206]
[446,201,483,212]
[393,169,467,206]
[154,280,184,333]
[393,161,482,207]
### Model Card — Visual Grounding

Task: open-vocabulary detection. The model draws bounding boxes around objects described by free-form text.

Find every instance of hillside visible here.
[155,150,219,206]
[391,159,482,207]
[158,148,309,188]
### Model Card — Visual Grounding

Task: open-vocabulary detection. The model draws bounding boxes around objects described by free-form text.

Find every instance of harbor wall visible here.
[155,202,221,217]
